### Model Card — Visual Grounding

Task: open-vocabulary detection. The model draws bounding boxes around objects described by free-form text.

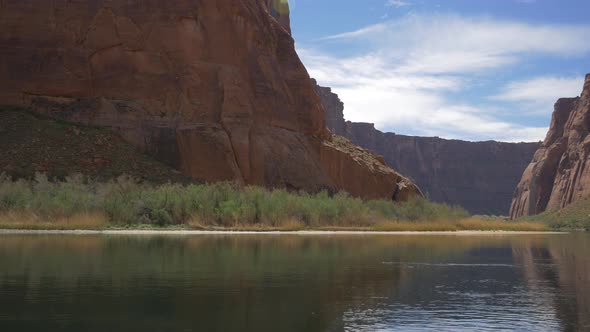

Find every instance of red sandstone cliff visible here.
[313,80,539,215]
[0,0,420,201]
[510,75,590,218]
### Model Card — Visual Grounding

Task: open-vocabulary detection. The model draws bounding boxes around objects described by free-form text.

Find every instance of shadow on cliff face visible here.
[0,108,187,183]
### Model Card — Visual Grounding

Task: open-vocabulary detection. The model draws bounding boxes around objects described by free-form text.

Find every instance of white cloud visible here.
[491,76,584,113]
[320,23,388,40]
[302,48,547,142]
[299,49,463,91]
[299,14,590,142]
[386,0,412,8]
[323,14,590,74]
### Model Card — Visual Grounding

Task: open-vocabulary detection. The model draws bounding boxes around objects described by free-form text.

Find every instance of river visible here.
[0,233,587,331]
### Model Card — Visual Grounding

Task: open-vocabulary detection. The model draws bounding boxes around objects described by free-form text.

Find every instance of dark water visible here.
[0,233,589,332]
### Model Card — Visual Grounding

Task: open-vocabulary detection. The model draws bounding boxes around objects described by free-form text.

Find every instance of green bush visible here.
[0,176,32,210]
[0,173,470,227]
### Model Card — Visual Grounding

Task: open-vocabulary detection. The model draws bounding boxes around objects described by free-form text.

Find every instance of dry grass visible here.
[184,216,548,232]
[276,218,307,231]
[0,211,549,232]
[187,216,307,232]
[456,218,548,231]
[0,211,108,230]
[0,212,549,232]
[374,218,548,232]
[374,221,459,232]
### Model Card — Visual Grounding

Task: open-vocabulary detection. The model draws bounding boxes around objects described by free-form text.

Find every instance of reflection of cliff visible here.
[312,80,539,215]
[2,235,586,331]
[0,235,438,332]
[513,235,590,331]
[546,236,590,331]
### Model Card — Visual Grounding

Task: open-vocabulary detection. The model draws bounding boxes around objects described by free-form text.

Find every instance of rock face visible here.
[0,0,420,201]
[313,80,540,215]
[312,79,346,135]
[320,135,422,200]
[510,75,590,218]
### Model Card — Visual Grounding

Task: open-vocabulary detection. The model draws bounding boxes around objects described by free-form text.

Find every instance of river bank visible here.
[0,217,549,232]
[0,229,564,235]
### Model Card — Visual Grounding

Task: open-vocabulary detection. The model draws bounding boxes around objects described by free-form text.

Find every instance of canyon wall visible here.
[0,0,420,201]
[313,81,540,215]
[510,75,590,218]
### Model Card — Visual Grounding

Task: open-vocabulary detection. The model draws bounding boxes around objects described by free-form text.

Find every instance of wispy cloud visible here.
[301,48,547,142]
[322,14,590,74]
[386,0,412,8]
[491,76,585,112]
[320,23,387,40]
[299,14,590,142]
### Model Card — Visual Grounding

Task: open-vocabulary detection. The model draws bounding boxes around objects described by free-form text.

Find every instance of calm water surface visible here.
[0,233,589,331]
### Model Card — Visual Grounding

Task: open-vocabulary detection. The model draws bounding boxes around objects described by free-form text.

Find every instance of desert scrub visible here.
[374,218,548,232]
[0,173,474,229]
[518,197,590,230]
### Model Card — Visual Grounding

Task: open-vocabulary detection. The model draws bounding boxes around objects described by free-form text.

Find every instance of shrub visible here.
[0,173,492,230]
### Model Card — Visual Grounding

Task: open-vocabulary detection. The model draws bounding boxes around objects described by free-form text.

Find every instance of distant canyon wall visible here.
[312,80,540,215]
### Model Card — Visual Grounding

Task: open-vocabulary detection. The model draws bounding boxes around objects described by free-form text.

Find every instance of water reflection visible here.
[0,234,588,331]
[514,234,590,332]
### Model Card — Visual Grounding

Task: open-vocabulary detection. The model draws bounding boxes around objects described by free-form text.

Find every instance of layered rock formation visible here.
[510,75,590,218]
[313,81,540,215]
[0,0,420,201]
[312,79,346,135]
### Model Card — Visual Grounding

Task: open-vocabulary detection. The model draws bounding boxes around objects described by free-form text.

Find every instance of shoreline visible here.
[0,229,566,236]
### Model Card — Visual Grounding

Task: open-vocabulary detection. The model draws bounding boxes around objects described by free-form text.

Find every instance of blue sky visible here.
[288,0,590,142]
